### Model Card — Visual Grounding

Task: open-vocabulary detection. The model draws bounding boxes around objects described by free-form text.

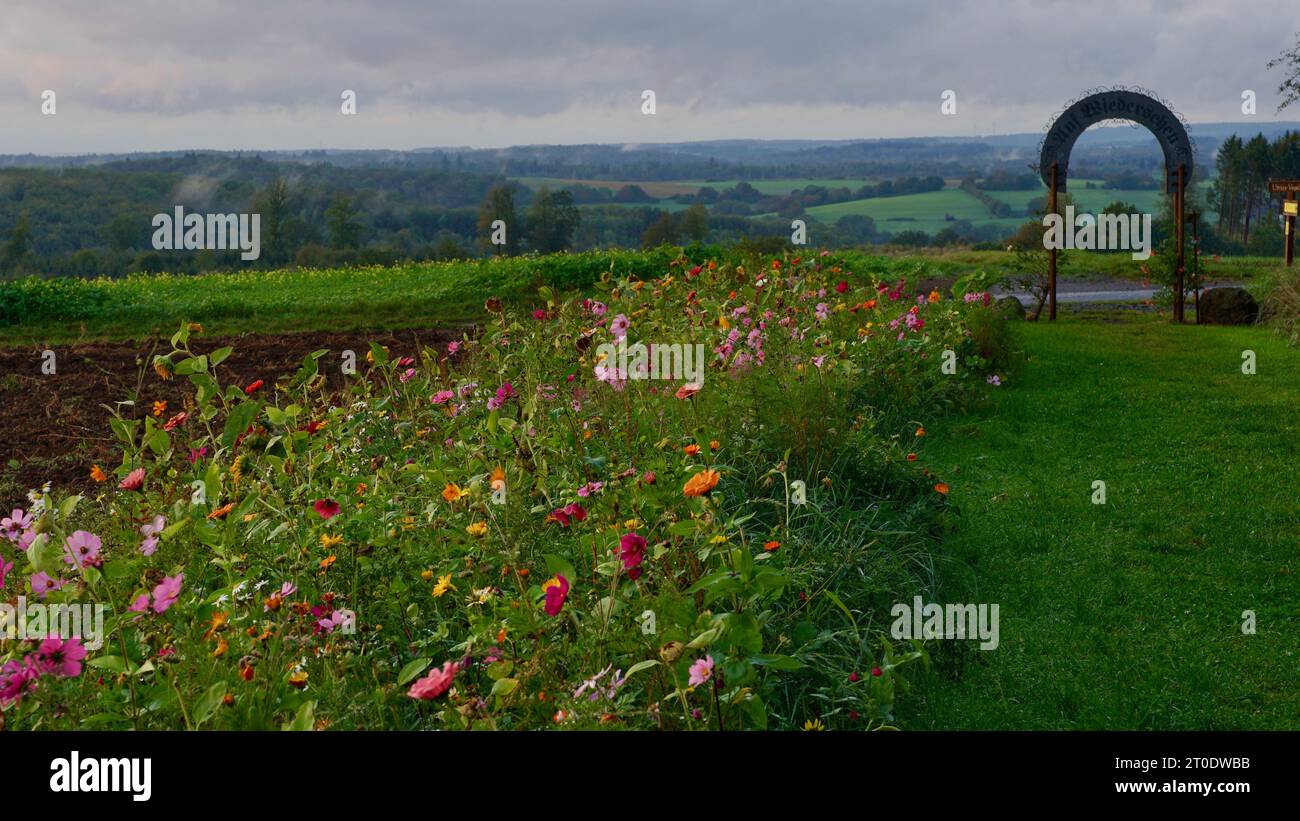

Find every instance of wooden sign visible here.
[1286,201,1299,217]
[1268,179,1300,193]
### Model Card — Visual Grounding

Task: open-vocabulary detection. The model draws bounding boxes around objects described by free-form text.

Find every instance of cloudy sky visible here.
[0,0,1297,153]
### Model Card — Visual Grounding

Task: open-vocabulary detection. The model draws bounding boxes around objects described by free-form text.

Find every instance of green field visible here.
[906,315,1300,728]
[803,188,1024,235]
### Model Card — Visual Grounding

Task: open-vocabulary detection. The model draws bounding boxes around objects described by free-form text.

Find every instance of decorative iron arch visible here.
[1038,88,1194,194]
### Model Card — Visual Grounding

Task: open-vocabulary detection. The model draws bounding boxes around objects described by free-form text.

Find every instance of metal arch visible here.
[1036,89,1194,194]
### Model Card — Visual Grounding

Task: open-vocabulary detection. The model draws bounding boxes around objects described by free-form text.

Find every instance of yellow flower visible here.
[152,400,167,417]
[802,718,826,731]
[466,521,488,538]
[433,574,455,598]
[709,535,728,544]
[320,533,343,550]
[421,569,434,582]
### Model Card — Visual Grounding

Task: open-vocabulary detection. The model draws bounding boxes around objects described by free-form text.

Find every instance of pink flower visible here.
[36,637,86,678]
[549,503,587,527]
[279,581,298,598]
[314,499,341,520]
[408,660,459,700]
[610,314,630,340]
[152,574,183,613]
[0,657,40,708]
[399,368,417,383]
[316,609,350,634]
[431,390,454,405]
[641,471,656,485]
[688,655,715,688]
[618,532,648,579]
[63,530,103,569]
[29,572,64,600]
[543,574,570,616]
[0,555,11,589]
[140,514,165,556]
[119,468,145,491]
[1,508,32,541]
[447,341,461,355]
[128,593,150,613]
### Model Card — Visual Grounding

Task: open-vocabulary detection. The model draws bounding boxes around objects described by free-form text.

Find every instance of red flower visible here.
[835,280,849,293]
[313,499,341,520]
[871,666,883,677]
[244,379,264,395]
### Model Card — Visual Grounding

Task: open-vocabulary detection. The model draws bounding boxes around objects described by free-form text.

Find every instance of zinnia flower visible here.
[119,468,145,491]
[683,468,720,497]
[408,660,459,700]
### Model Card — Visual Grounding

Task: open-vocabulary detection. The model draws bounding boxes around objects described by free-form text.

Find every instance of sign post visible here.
[1268,180,1300,267]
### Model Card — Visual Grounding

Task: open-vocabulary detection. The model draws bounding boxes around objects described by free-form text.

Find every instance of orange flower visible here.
[915,426,926,437]
[203,611,228,640]
[927,290,941,303]
[763,540,781,552]
[208,503,235,520]
[152,400,167,417]
[90,465,107,482]
[490,466,506,492]
[496,628,507,643]
[934,482,949,495]
[288,670,309,690]
[906,453,917,462]
[683,444,700,455]
[442,483,467,503]
[320,555,338,570]
[683,469,721,498]
[212,638,228,658]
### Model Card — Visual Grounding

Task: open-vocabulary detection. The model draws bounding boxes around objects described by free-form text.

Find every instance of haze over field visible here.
[1,0,1298,153]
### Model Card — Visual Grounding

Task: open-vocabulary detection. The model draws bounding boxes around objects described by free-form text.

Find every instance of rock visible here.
[996,296,1027,320]
[1198,287,1259,325]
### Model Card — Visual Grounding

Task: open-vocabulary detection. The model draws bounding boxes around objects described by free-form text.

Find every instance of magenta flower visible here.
[543,574,570,616]
[1,508,32,541]
[431,390,454,405]
[127,593,150,613]
[313,499,341,520]
[618,532,648,579]
[36,637,86,678]
[408,660,459,700]
[152,574,183,613]
[688,655,715,688]
[0,555,11,589]
[316,609,350,634]
[63,530,103,569]
[0,656,41,708]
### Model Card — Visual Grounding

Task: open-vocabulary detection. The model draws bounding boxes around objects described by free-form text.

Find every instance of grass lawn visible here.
[905,314,1300,729]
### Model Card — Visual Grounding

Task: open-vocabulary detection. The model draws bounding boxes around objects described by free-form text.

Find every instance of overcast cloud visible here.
[0,0,1297,153]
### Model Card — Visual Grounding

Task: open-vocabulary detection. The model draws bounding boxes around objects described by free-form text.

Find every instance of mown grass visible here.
[906,314,1300,729]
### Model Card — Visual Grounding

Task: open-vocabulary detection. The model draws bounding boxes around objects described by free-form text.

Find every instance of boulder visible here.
[996,295,1027,320]
[1198,287,1259,325]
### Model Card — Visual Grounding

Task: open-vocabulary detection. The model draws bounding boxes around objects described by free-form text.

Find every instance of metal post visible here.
[1175,164,1186,323]
[1048,162,1058,321]
[1287,192,1295,267]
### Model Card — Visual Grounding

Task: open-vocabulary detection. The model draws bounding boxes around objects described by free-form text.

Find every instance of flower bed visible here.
[0,251,1005,730]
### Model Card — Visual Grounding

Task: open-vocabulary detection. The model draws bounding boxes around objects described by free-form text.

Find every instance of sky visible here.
[0,0,1298,154]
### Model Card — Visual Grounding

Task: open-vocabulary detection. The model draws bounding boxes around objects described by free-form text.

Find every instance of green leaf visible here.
[542,554,578,585]
[397,657,431,686]
[625,659,660,678]
[222,401,260,448]
[193,681,227,727]
[209,346,233,367]
[489,677,518,697]
[749,654,805,671]
[283,700,316,731]
[88,655,127,673]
